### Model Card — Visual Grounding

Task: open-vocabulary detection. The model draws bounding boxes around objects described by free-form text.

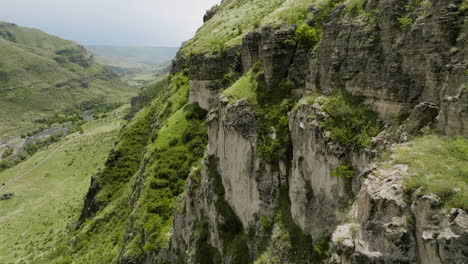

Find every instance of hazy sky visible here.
[1,0,220,47]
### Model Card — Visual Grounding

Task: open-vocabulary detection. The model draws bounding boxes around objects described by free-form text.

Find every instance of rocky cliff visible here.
[50,0,467,263]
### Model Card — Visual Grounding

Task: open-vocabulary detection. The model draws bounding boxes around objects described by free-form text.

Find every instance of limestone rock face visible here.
[161,1,468,263]
[311,0,467,127]
[188,80,218,110]
[288,102,378,238]
[242,25,297,87]
[171,98,280,262]
[288,103,348,238]
[206,98,281,226]
[412,195,468,264]
[188,47,241,81]
[187,47,242,110]
[329,164,468,264]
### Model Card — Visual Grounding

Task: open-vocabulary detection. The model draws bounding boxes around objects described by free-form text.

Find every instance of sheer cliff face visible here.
[312,0,467,136]
[167,0,467,263]
[76,0,467,263]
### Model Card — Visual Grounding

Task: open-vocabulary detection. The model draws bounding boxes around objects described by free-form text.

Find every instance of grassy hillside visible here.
[181,0,326,54]
[0,22,136,139]
[0,105,128,264]
[86,46,177,86]
[31,67,209,263]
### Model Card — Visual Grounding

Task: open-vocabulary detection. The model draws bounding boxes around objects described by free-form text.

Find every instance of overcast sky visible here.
[1,0,220,47]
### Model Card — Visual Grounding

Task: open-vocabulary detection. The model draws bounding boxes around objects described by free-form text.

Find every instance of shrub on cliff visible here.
[296,24,321,49]
[398,16,414,31]
[345,0,367,17]
[310,91,382,149]
[138,102,208,253]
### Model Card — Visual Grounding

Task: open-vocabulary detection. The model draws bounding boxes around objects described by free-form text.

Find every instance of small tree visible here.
[296,24,321,49]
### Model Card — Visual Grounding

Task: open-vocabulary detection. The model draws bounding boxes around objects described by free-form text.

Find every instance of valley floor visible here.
[0,106,128,264]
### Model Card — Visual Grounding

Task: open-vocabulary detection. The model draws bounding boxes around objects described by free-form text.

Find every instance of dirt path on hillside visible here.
[0,132,82,191]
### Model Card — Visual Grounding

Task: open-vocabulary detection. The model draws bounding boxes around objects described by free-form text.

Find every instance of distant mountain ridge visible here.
[0,22,135,139]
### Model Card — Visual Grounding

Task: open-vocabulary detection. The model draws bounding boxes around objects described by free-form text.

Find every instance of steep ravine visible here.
[52,0,467,264]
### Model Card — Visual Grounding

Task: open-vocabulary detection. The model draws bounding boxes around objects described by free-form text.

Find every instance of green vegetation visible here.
[55,47,91,67]
[50,187,130,264]
[181,0,284,53]
[180,0,379,55]
[181,0,347,54]
[135,103,208,253]
[0,153,26,170]
[276,185,329,263]
[259,216,274,231]
[0,131,68,171]
[36,111,85,126]
[228,63,297,165]
[0,106,127,264]
[255,185,330,263]
[70,69,209,260]
[24,132,64,155]
[215,72,238,89]
[205,155,250,263]
[331,164,357,180]
[59,101,161,263]
[222,70,258,104]
[296,24,321,49]
[0,22,136,139]
[296,91,381,150]
[136,77,168,103]
[192,220,222,264]
[255,98,295,165]
[88,102,126,119]
[344,0,367,17]
[393,135,468,211]
[396,0,434,31]
[398,16,414,31]
[1,148,13,159]
[461,0,468,12]
[223,63,296,165]
[331,163,357,195]
[94,101,158,204]
[35,97,160,264]
[405,0,423,13]
[308,90,381,149]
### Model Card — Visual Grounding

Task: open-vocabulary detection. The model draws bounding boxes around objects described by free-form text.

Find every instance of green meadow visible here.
[0,106,128,264]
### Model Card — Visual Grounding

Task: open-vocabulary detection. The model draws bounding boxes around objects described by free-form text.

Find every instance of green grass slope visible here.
[181,0,328,54]
[0,22,136,139]
[0,106,128,264]
[393,134,468,211]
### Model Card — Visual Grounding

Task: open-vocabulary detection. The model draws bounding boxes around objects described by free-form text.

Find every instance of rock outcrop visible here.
[168,1,467,262]
[330,163,468,264]
[203,5,219,23]
[242,25,297,87]
[167,0,468,263]
[187,47,242,110]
